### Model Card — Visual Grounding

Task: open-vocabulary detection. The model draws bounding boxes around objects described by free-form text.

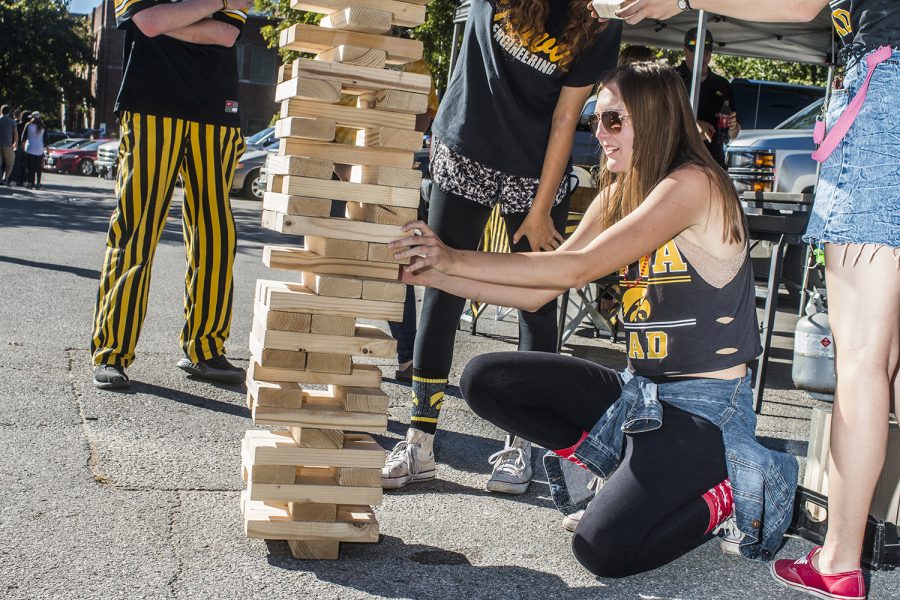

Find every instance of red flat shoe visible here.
[770,547,865,600]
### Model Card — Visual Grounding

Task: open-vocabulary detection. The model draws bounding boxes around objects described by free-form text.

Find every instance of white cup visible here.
[591,0,623,19]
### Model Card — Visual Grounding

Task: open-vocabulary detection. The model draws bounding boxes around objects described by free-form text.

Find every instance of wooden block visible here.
[280,23,423,64]
[263,192,331,218]
[362,279,407,302]
[368,242,410,264]
[251,395,388,432]
[289,502,338,522]
[302,271,363,299]
[305,235,369,261]
[274,116,337,142]
[332,385,390,414]
[317,45,386,68]
[280,99,416,131]
[346,201,418,225]
[275,176,419,209]
[290,426,345,449]
[262,211,407,246]
[310,314,357,337]
[255,301,312,333]
[246,463,297,485]
[288,539,340,560]
[264,245,400,280]
[249,335,308,370]
[279,138,414,169]
[357,89,429,114]
[258,279,404,320]
[247,376,306,408]
[278,62,294,84]
[356,126,423,150]
[250,361,382,388]
[306,352,353,374]
[338,467,382,488]
[275,77,342,103]
[244,429,386,468]
[248,476,383,507]
[284,58,431,95]
[254,323,396,357]
[244,500,380,543]
[266,173,284,193]
[350,165,422,189]
[291,0,426,28]
[266,154,334,179]
[320,6,392,34]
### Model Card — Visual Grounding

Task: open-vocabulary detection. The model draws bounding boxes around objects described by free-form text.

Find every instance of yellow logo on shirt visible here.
[492,10,570,75]
[832,8,853,36]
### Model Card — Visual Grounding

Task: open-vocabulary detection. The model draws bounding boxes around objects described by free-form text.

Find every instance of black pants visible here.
[25,153,42,186]
[413,184,569,374]
[461,351,728,578]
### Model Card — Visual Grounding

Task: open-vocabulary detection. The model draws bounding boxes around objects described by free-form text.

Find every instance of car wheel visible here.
[80,159,95,176]
[243,169,263,201]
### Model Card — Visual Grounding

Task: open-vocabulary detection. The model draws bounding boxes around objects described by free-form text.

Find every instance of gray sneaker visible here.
[713,515,744,556]
[93,364,129,390]
[381,429,436,490]
[176,354,245,384]
[561,509,585,533]
[486,435,533,494]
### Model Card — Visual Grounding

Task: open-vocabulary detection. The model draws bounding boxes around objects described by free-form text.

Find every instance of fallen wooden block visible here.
[291,0,426,28]
[249,361,383,388]
[319,6,392,34]
[317,45,386,68]
[277,138,414,169]
[266,154,334,179]
[262,211,407,247]
[244,429,386,468]
[263,192,331,218]
[280,99,416,131]
[346,201,417,226]
[244,500,380,543]
[263,245,400,281]
[350,164,422,189]
[258,279,404,321]
[270,173,419,208]
[357,89,429,114]
[280,23,423,64]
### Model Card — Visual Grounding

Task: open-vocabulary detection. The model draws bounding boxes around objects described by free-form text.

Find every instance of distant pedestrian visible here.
[11,109,29,186]
[0,105,16,184]
[22,112,46,190]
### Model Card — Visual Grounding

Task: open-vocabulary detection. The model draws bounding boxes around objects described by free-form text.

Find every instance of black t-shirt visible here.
[114,0,245,127]
[676,62,736,168]
[433,0,621,178]
[830,0,900,59]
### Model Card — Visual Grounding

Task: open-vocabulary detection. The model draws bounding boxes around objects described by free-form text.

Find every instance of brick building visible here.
[83,1,279,137]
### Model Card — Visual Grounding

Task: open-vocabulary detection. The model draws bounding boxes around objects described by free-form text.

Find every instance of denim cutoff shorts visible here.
[804,48,900,249]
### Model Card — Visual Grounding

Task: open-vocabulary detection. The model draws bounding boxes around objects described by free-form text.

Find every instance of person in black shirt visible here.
[380,0,621,495]
[675,28,740,167]
[91,0,251,390]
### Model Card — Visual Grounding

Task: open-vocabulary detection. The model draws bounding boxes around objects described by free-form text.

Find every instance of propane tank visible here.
[792,292,835,401]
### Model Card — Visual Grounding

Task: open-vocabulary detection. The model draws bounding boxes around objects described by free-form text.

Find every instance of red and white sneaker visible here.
[770,547,865,600]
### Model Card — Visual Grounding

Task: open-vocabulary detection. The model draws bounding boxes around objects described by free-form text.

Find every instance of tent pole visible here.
[689,11,709,117]
[448,22,463,81]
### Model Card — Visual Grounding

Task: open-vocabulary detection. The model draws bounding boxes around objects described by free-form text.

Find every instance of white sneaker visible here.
[485,435,533,494]
[381,429,436,490]
[561,510,584,533]
[713,515,744,556]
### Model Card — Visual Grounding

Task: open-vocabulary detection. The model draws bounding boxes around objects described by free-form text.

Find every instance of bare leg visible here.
[817,243,900,574]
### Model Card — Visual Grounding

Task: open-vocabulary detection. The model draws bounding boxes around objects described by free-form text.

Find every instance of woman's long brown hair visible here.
[500,0,606,71]
[596,62,745,244]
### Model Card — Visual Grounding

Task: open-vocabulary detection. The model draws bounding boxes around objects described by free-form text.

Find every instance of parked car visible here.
[47,138,89,151]
[730,79,825,130]
[244,126,278,152]
[233,148,272,200]
[95,140,120,180]
[46,138,116,176]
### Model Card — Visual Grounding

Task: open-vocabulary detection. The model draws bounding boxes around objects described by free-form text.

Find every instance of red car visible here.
[46,138,116,176]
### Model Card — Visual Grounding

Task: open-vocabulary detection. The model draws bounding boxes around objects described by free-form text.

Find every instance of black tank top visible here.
[619,238,761,376]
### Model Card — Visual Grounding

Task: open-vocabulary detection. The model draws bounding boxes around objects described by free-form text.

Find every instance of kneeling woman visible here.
[390,62,798,577]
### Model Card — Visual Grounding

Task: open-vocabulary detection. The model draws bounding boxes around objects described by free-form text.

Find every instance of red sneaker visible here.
[770,547,865,600]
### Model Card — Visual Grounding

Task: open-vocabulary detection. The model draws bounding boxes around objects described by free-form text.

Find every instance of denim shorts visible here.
[804,48,900,249]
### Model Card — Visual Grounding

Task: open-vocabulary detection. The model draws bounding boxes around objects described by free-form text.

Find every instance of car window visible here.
[79,141,105,151]
[775,98,824,130]
[577,98,597,131]
[246,127,274,145]
[73,139,96,149]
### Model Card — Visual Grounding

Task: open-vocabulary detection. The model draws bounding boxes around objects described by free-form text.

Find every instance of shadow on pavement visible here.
[0,254,101,280]
[127,381,250,418]
[264,537,607,600]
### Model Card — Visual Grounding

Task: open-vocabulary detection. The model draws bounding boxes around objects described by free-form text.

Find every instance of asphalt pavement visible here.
[0,173,896,599]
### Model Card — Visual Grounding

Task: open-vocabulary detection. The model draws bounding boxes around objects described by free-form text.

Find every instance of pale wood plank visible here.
[280,98,416,130]
[245,429,386,468]
[290,0,426,28]
[266,154,334,179]
[258,279,404,320]
[262,211,407,246]
[274,116,337,142]
[275,77,342,103]
[357,89,429,114]
[317,45,386,68]
[305,235,369,261]
[306,352,353,374]
[278,138,414,169]
[319,6,392,34]
[263,245,400,280]
[254,301,312,333]
[249,361,383,388]
[249,335,308,370]
[349,164,422,189]
[253,321,397,358]
[246,375,306,408]
[263,192,332,218]
[280,22,423,64]
[331,385,391,414]
[302,271,363,299]
[368,242,410,264]
[310,314,357,337]
[288,502,338,522]
[274,174,419,209]
[356,126,422,150]
[251,399,388,432]
[282,58,430,95]
[245,500,380,542]
[287,539,341,560]
[290,426,345,449]
[345,201,417,225]
[338,467,382,488]
[362,278,407,302]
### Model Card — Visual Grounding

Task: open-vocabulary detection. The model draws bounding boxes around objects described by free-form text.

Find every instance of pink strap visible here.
[812,45,893,163]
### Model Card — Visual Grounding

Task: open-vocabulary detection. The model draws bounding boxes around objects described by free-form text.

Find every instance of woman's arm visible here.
[513,84,595,252]
[132,0,250,38]
[611,0,828,25]
[393,166,711,290]
[403,268,565,313]
[164,19,240,46]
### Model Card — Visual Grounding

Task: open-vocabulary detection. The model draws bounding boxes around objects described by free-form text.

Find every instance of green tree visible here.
[0,0,95,122]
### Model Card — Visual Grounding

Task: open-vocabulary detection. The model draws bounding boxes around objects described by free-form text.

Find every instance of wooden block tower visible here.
[241,0,432,560]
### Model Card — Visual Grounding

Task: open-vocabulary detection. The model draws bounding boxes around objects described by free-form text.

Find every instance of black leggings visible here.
[25,153,42,186]
[413,184,569,374]
[461,351,729,578]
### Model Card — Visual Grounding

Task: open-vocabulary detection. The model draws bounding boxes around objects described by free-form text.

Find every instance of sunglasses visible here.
[589,110,631,135]
[687,40,714,52]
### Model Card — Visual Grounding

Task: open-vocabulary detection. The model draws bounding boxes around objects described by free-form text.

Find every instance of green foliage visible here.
[712,55,828,87]
[255,0,320,64]
[0,0,95,121]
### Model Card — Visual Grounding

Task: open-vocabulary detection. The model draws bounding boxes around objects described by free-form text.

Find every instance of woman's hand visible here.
[389,221,458,275]
[585,1,611,20]
[614,0,683,24]
[513,211,564,252]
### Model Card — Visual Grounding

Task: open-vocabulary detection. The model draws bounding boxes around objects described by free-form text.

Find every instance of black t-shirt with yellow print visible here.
[433,0,621,179]
[114,0,246,127]
[829,0,899,59]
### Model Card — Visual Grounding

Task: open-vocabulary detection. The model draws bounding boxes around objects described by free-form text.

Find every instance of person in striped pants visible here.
[91,0,252,390]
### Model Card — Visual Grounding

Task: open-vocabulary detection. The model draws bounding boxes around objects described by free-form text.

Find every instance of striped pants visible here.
[91,112,244,367]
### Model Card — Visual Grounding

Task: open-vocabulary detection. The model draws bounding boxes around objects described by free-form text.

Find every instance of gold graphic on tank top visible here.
[832,8,852,37]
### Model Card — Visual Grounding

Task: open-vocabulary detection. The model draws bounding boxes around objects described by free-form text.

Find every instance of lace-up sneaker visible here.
[381,429,436,490]
[93,364,129,390]
[486,436,533,494]
[176,354,245,384]
[771,547,865,600]
[561,510,584,533]
[713,515,744,556]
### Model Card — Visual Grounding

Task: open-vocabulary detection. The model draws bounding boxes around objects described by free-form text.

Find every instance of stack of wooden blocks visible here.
[241,0,432,560]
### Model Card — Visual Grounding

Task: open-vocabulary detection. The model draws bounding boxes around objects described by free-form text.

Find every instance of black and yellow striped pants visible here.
[91,112,244,367]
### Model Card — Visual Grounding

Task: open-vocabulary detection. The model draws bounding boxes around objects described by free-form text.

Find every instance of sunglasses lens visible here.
[601,111,622,133]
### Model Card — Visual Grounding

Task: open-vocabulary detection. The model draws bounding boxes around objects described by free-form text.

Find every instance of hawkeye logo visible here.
[832,8,853,37]
[492,10,571,75]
